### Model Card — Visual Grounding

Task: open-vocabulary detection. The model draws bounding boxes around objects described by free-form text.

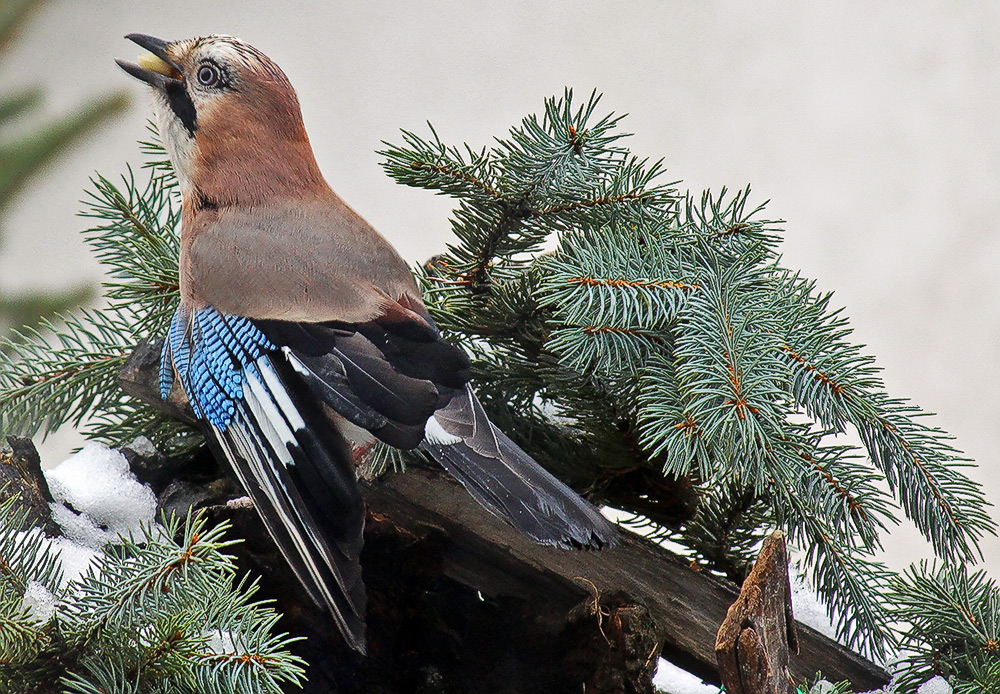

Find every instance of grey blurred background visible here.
[2,1,998,577]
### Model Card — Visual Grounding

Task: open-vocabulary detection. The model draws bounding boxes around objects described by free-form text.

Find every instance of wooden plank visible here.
[120,339,891,690]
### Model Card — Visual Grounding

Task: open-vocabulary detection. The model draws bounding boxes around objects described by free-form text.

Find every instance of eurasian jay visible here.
[117,33,616,654]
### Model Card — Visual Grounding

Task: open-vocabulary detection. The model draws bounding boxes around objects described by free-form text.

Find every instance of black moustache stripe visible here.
[165,81,197,135]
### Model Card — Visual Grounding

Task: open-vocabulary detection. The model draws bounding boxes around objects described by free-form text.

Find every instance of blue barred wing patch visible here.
[160,305,276,429]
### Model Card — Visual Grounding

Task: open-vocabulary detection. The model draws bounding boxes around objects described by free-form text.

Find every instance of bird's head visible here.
[117,34,325,207]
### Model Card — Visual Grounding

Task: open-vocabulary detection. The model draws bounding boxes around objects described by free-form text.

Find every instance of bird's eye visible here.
[197,64,220,87]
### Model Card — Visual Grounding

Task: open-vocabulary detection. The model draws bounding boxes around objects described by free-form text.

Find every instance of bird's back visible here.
[182,189,421,324]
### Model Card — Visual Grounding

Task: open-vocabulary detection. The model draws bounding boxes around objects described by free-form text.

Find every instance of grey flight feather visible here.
[424,385,619,549]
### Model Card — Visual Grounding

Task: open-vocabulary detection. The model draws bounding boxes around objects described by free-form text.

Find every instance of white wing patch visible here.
[254,357,306,431]
[425,415,462,445]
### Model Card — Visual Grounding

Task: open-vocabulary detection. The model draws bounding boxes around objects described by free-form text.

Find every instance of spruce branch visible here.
[770,470,897,657]
[381,89,678,296]
[539,222,696,333]
[382,90,995,659]
[0,127,194,450]
[0,499,306,694]
[0,494,63,667]
[677,477,771,582]
[0,88,991,670]
[775,274,993,562]
[888,561,1000,692]
[0,309,134,438]
[381,124,503,202]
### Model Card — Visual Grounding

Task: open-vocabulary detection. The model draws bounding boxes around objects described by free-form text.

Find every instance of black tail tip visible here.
[567,522,620,551]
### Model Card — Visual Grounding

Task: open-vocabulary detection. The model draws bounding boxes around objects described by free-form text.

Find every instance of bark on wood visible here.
[715,531,798,694]
[361,465,886,691]
[118,337,197,426]
[0,435,60,536]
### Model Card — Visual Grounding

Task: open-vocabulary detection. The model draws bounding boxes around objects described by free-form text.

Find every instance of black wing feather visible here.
[424,385,618,549]
[206,357,367,653]
[258,314,618,550]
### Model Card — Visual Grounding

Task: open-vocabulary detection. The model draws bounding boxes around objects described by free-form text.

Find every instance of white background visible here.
[2,1,998,577]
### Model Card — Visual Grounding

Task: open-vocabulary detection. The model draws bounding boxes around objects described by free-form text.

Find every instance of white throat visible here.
[152,91,196,197]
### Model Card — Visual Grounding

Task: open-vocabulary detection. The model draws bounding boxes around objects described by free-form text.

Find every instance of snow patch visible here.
[21,580,56,622]
[49,502,111,549]
[652,658,719,694]
[11,527,102,591]
[859,674,900,694]
[30,441,158,590]
[532,393,576,427]
[45,441,157,548]
[205,629,237,653]
[917,676,952,694]
[0,442,167,629]
[49,537,101,585]
[789,569,839,641]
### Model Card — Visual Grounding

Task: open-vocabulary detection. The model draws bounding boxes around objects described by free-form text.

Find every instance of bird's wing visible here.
[424,386,619,549]
[255,305,619,550]
[162,306,367,653]
[254,305,466,449]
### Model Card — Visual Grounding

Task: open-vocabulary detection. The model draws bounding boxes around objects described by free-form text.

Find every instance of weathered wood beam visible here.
[0,435,60,536]
[363,465,888,690]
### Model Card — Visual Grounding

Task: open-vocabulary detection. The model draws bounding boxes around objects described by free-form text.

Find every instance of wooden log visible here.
[715,531,797,694]
[365,465,887,691]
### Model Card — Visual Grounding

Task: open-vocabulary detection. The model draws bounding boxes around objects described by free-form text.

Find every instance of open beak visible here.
[116,34,183,89]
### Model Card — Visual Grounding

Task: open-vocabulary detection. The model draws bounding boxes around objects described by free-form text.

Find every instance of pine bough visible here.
[0,496,305,693]
[0,93,995,689]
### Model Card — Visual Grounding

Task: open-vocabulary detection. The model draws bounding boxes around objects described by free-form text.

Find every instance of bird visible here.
[116,33,617,654]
